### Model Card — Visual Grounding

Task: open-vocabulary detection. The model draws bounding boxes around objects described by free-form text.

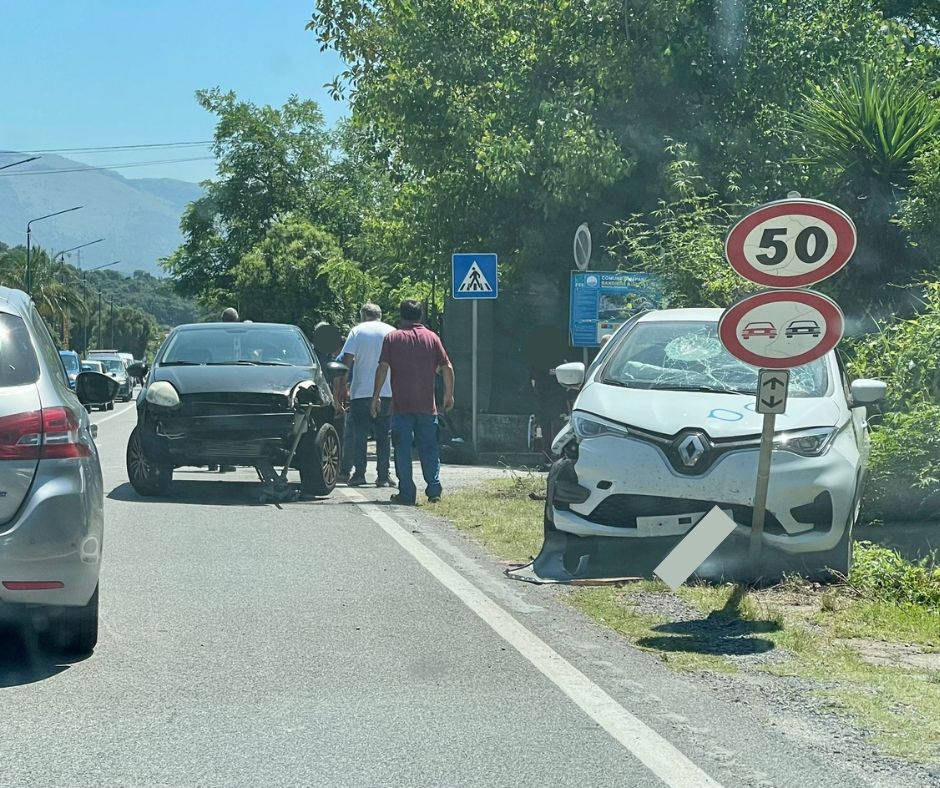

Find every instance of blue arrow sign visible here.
[452,253,498,300]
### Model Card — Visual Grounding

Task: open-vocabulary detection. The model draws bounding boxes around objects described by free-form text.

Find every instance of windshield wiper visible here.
[203,360,294,367]
[652,385,750,395]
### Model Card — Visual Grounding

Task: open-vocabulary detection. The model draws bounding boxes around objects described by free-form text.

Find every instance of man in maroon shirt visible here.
[371,300,455,504]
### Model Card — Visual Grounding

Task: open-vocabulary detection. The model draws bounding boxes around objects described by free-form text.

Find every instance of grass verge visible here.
[435,476,940,763]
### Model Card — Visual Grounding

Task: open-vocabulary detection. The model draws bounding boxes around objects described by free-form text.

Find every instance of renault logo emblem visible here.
[676,433,707,467]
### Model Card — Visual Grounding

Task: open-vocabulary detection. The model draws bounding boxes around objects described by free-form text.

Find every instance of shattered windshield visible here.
[160,326,314,367]
[603,321,828,397]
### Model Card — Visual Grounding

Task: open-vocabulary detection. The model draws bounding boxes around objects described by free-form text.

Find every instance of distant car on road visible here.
[741,321,777,339]
[87,353,133,402]
[785,320,822,338]
[126,322,347,497]
[59,349,81,389]
[0,286,118,654]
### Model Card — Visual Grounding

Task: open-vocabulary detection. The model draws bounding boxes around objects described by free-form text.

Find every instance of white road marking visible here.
[654,506,738,591]
[340,488,723,788]
[92,403,137,426]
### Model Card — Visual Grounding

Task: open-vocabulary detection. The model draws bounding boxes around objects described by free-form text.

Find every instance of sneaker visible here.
[390,493,416,505]
[375,477,395,488]
[427,496,442,504]
[347,475,367,487]
[337,471,352,484]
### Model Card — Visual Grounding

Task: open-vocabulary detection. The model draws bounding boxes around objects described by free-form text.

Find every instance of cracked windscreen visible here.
[602,320,827,397]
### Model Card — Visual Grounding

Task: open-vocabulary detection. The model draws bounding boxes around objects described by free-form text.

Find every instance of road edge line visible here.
[340,489,724,788]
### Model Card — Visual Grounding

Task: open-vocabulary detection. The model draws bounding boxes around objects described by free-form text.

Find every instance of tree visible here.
[232,218,370,333]
[791,64,940,311]
[163,90,334,306]
[0,245,87,342]
[308,0,938,296]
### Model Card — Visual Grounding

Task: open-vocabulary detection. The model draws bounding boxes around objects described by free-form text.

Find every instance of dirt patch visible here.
[840,638,940,671]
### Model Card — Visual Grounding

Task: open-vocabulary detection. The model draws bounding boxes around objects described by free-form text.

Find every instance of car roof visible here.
[635,308,724,323]
[0,286,31,317]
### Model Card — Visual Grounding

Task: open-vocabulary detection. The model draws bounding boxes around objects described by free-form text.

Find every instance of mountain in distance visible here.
[0,152,205,276]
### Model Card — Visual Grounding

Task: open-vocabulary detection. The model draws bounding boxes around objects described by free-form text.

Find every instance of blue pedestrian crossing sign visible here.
[452,253,498,300]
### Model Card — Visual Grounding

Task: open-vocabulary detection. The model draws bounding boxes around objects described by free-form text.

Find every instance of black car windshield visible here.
[99,358,125,374]
[602,320,828,397]
[160,326,314,367]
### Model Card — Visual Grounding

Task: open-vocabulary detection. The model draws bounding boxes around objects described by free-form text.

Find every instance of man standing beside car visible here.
[371,300,454,505]
[337,304,396,487]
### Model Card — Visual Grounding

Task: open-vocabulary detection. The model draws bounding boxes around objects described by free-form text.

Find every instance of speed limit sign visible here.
[725,199,856,288]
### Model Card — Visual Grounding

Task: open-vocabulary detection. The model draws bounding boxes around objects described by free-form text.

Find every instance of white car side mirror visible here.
[554,362,585,389]
[850,378,886,406]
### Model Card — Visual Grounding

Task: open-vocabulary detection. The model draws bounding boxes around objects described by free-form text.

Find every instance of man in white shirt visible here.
[338,303,396,486]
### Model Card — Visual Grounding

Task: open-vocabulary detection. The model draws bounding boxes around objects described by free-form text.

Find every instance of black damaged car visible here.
[125,322,345,497]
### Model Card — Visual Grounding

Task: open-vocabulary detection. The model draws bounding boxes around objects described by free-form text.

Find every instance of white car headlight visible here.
[571,412,631,441]
[773,427,838,457]
[145,381,181,409]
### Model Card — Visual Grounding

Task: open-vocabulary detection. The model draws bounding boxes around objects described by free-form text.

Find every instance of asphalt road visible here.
[0,400,931,787]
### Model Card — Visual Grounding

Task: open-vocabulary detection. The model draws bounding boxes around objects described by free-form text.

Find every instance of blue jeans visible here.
[391,413,442,503]
[350,397,391,480]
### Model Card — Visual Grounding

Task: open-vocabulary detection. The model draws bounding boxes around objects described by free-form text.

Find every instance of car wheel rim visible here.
[322,432,339,486]
[129,433,154,482]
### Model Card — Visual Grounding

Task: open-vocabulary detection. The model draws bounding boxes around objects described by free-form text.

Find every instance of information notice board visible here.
[569,271,660,347]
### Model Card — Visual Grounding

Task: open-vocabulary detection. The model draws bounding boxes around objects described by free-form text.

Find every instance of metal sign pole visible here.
[471,299,478,452]
[750,413,776,565]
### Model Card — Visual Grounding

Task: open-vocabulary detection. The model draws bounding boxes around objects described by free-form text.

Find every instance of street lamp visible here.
[81,260,119,352]
[0,156,40,171]
[53,237,105,263]
[26,205,83,294]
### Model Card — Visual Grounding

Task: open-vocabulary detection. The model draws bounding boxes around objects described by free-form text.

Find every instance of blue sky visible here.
[0,1,348,183]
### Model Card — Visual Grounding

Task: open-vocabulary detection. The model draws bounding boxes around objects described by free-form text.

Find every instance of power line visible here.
[0,156,216,177]
[20,140,214,154]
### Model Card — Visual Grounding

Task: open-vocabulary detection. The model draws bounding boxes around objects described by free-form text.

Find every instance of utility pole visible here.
[97,289,102,349]
[109,297,115,348]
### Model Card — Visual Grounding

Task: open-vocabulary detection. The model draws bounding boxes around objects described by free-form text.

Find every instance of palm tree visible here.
[0,246,88,342]
[791,64,940,314]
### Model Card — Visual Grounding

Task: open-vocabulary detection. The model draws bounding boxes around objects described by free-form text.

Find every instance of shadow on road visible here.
[108,480,340,508]
[636,586,780,657]
[0,623,80,688]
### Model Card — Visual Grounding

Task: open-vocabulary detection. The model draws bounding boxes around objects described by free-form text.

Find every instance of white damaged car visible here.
[534,308,886,584]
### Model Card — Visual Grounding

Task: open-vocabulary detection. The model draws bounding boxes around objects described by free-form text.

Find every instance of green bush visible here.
[863,402,940,520]
[849,542,940,612]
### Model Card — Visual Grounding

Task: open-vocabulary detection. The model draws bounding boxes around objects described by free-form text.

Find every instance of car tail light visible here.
[0,407,90,460]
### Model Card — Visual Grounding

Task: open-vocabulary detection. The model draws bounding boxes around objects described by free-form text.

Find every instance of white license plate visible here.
[635,509,734,537]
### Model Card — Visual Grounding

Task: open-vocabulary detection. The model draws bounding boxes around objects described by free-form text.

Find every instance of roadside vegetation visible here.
[151,2,940,517]
[437,476,940,763]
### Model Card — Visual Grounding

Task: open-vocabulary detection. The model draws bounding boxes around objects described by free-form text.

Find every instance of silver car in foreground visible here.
[0,287,115,653]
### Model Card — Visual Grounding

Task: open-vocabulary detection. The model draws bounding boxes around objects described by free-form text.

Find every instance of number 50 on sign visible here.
[725,199,856,289]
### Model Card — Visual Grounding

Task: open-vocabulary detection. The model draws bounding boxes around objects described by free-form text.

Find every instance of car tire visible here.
[127,426,172,496]
[106,401,114,411]
[41,584,99,655]
[298,423,340,496]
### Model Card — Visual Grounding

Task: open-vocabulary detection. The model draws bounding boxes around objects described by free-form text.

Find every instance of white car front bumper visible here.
[552,431,859,556]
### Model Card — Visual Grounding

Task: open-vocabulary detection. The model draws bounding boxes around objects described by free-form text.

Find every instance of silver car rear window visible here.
[0,313,41,387]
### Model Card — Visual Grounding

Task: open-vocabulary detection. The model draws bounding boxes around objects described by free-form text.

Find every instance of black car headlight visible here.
[773,427,838,457]
[145,381,181,410]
